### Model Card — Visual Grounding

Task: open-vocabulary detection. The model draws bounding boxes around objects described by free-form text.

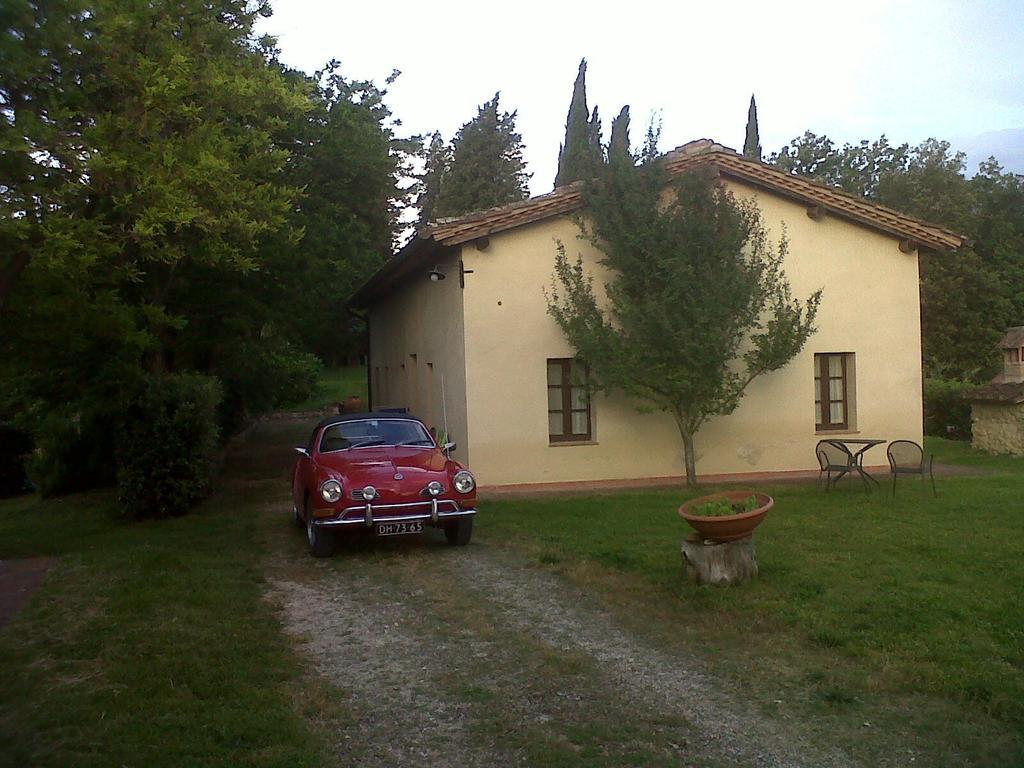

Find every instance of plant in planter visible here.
[678,490,773,543]
[678,490,773,585]
[688,494,761,517]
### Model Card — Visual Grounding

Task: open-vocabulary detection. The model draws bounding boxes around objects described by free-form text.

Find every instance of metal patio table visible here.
[824,438,886,490]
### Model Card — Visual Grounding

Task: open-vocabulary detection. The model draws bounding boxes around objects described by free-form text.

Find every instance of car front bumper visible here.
[314,499,476,529]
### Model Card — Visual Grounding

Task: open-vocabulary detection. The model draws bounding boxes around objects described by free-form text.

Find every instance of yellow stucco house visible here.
[349,140,964,489]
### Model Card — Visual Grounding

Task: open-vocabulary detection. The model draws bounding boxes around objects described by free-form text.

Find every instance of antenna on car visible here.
[441,372,451,458]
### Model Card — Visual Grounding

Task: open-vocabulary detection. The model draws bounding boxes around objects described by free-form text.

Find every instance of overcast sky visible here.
[260,0,1024,193]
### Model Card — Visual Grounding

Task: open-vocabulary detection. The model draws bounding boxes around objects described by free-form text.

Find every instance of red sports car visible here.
[291,413,477,557]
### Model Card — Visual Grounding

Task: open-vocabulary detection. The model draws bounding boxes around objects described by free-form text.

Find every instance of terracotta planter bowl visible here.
[678,490,774,542]
[343,395,366,413]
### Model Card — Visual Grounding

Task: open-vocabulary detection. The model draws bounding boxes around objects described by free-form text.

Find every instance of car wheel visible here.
[292,502,304,528]
[305,500,334,558]
[445,517,473,546]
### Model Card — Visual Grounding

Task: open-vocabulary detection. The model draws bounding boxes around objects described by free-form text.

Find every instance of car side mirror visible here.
[443,441,456,453]
[294,446,310,458]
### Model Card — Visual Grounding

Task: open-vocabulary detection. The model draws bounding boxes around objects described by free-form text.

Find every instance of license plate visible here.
[375,521,424,537]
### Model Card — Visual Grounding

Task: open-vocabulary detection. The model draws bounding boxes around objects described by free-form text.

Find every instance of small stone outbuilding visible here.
[966,327,1024,455]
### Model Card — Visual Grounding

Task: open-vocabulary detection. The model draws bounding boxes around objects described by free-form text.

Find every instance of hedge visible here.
[117,373,222,520]
[923,377,974,441]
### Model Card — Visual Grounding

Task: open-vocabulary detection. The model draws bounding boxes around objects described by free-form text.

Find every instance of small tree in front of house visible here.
[547,157,821,485]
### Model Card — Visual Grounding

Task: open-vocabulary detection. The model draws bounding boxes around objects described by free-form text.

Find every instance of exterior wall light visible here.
[428,267,446,281]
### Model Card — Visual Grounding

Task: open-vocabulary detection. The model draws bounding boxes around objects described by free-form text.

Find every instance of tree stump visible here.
[681,533,758,585]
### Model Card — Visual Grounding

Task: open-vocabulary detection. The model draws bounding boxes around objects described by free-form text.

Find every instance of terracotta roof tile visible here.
[350,139,966,306]
[427,184,584,246]
[424,140,964,252]
[963,382,1024,405]
[662,141,963,250]
[998,326,1024,349]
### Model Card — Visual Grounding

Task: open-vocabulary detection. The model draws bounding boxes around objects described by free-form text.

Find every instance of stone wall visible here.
[971,403,1024,455]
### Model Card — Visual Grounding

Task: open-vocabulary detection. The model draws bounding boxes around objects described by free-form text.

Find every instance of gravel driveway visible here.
[269,532,856,768]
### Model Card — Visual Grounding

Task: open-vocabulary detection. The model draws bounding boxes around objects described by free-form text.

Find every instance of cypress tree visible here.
[743,94,762,161]
[434,93,530,218]
[588,106,602,160]
[608,105,631,167]
[555,58,602,186]
[419,131,450,224]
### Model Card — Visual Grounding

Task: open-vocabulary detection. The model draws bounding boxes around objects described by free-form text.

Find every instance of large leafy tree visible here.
[0,0,409,490]
[770,131,840,183]
[874,141,1008,379]
[971,159,1024,330]
[267,60,416,364]
[0,0,96,310]
[771,132,1014,379]
[770,131,911,198]
[2,0,303,346]
[89,1,308,374]
[433,93,530,218]
[547,158,821,485]
[0,0,311,492]
[555,58,603,187]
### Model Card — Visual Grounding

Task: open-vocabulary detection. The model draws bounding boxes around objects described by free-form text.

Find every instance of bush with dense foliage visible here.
[26,406,118,498]
[0,422,33,498]
[0,2,413,503]
[216,337,322,434]
[117,374,222,520]
[923,378,974,440]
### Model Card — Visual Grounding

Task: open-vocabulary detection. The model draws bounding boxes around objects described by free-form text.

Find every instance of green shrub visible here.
[216,337,321,434]
[27,406,117,497]
[923,378,974,440]
[0,421,34,497]
[117,373,222,520]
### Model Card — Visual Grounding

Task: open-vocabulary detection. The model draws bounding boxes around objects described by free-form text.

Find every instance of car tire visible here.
[306,500,334,558]
[292,502,304,528]
[445,517,473,546]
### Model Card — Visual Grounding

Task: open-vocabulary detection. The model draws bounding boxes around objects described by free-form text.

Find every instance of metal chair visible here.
[816,439,856,490]
[887,440,936,497]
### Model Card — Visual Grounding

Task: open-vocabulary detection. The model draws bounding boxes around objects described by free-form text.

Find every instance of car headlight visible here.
[452,470,475,494]
[320,479,343,503]
[426,480,443,497]
[362,485,377,501]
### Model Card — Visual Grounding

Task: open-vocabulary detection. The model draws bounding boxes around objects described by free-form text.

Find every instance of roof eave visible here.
[962,384,1024,405]
[685,153,966,252]
[718,168,962,252]
[349,146,969,306]
[348,231,440,310]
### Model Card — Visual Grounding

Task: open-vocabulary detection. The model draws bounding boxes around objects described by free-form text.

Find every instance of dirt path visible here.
[270,539,861,768]
[251,420,856,767]
[0,557,56,630]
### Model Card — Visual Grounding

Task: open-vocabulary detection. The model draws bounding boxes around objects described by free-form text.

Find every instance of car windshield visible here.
[319,419,434,452]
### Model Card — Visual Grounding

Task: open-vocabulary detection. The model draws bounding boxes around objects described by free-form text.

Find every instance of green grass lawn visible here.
[282,365,367,412]
[0,476,335,766]
[482,438,1024,759]
[3,424,1021,766]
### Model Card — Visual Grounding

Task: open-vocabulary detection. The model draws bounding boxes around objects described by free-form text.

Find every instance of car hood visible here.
[318,446,451,488]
